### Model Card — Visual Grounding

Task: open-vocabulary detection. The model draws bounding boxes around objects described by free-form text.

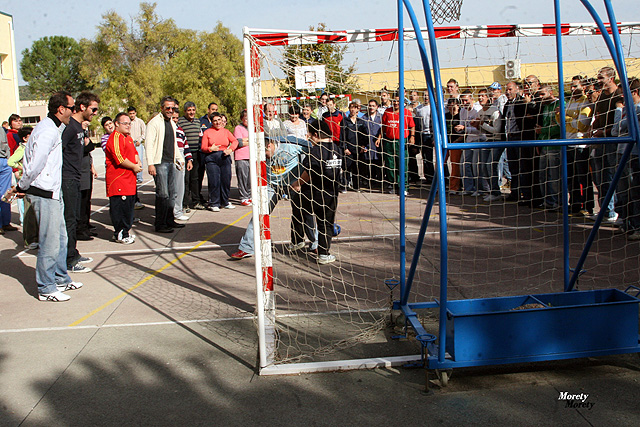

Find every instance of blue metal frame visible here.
[396,0,640,371]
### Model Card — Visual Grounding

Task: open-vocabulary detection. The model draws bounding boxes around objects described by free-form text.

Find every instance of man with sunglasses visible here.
[61,91,100,273]
[145,96,185,233]
[10,91,84,301]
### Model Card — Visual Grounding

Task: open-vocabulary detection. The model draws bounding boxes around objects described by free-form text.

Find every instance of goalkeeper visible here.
[291,120,343,265]
[231,135,317,259]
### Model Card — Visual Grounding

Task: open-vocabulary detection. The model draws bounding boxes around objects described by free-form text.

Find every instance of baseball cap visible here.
[489,82,502,90]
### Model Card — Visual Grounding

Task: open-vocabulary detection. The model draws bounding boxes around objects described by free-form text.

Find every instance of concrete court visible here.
[1,149,639,426]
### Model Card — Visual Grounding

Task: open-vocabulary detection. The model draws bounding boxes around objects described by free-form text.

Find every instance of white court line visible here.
[0,308,385,334]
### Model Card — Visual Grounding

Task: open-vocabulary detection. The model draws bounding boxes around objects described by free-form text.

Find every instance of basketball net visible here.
[430,0,463,24]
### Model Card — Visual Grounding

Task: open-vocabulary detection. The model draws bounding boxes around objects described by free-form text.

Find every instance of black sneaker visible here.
[69,264,92,273]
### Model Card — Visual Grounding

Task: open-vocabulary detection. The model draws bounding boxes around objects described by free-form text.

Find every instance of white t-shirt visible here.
[283,120,308,140]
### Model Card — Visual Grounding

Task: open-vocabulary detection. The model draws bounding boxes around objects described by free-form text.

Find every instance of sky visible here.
[3,0,639,85]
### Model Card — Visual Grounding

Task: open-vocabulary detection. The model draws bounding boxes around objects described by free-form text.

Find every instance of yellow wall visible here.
[0,12,20,123]
[261,58,640,98]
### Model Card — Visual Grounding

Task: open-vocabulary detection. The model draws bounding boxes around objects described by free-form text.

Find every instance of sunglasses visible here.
[90,107,99,113]
[63,105,76,112]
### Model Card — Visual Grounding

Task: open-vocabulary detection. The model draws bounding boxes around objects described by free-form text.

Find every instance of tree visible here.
[279,23,358,97]
[20,36,87,97]
[81,2,245,126]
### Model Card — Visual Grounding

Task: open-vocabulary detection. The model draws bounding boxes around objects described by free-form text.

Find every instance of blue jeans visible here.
[153,162,177,229]
[28,195,72,294]
[0,158,12,226]
[481,147,504,195]
[204,151,232,208]
[462,149,478,192]
[238,185,317,254]
[498,149,511,182]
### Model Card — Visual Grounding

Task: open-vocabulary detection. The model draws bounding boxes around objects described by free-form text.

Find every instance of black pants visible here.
[420,134,434,183]
[109,195,135,240]
[62,179,81,267]
[408,144,421,183]
[311,191,337,256]
[567,147,594,214]
[197,151,207,204]
[184,154,200,208]
[507,146,536,201]
[77,181,93,236]
[290,188,317,247]
[362,156,383,190]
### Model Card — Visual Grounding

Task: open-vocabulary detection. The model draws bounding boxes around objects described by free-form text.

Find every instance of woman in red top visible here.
[105,112,143,243]
[201,112,238,211]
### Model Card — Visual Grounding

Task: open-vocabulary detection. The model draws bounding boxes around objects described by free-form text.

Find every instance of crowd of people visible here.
[436,68,638,238]
[2,65,639,300]
[0,94,256,301]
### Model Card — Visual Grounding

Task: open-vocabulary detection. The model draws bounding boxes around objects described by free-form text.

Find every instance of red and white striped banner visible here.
[249,22,640,46]
[273,94,351,102]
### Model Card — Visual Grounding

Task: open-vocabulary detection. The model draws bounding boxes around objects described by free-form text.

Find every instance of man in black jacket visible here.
[61,92,100,273]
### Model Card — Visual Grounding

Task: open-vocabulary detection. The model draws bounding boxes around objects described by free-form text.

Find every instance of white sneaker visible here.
[470,190,481,197]
[606,213,622,225]
[57,281,83,292]
[224,203,236,209]
[317,254,336,264]
[287,242,305,251]
[208,206,220,212]
[115,236,135,244]
[39,291,70,302]
[175,215,189,221]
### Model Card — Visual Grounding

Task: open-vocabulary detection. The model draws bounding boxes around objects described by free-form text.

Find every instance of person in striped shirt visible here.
[172,105,193,220]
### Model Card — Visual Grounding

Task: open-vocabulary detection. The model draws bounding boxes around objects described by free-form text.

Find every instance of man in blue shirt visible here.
[231,136,317,259]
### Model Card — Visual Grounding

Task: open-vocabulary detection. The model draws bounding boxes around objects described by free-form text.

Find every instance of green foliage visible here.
[19,85,46,101]
[20,36,87,97]
[80,2,245,126]
[279,23,358,97]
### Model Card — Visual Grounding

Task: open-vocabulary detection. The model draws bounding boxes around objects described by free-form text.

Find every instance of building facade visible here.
[0,11,20,125]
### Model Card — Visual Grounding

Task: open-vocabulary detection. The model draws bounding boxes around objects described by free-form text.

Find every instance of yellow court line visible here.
[68,212,252,327]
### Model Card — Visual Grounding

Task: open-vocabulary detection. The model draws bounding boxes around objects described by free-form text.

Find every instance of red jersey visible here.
[382,108,415,139]
[105,131,138,197]
[322,110,343,142]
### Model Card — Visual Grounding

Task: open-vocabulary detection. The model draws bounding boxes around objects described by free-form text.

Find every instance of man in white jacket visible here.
[145,96,185,233]
[12,91,84,302]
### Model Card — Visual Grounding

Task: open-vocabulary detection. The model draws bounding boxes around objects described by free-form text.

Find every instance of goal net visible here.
[243,20,640,373]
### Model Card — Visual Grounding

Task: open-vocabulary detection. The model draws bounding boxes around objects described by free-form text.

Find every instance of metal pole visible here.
[398,0,407,302]
[552,0,571,291]
[421,0,449,364]
[400,0,444,306]
[243,29,268,369]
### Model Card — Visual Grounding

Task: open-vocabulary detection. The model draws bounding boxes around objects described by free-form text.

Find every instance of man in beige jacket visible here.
[145,96,185,233]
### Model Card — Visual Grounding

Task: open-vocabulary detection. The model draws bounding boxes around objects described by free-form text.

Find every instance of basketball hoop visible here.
[430,0,463,24]
[294,65,326,91]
